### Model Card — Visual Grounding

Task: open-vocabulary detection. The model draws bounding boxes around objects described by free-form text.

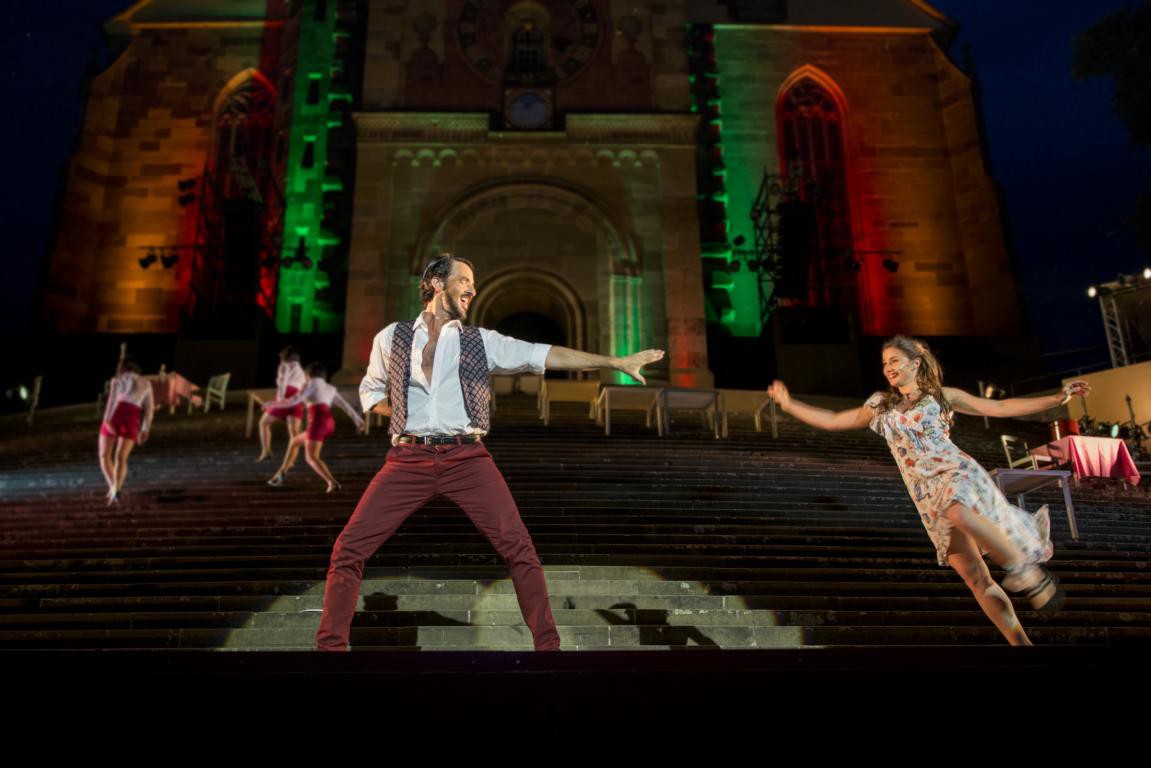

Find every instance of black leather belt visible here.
[396,434,482,445]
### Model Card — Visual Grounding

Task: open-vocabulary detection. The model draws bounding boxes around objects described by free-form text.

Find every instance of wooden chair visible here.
[718,389,777,438]
[1001,434,1060,470]
[594,386,660,436]
[657,387,720,438]
[25,376,42,426]
[539,379,601,426]
[200,373,231,413]
[991,435,1078,540]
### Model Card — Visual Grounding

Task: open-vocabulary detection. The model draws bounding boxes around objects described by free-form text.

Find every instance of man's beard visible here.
[443,291,468,321]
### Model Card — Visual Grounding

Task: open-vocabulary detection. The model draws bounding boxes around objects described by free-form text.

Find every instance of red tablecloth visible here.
[1032,435,1141,485]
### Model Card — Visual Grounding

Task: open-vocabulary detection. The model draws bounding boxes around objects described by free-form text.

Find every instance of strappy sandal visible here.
[1004,564,1065,616]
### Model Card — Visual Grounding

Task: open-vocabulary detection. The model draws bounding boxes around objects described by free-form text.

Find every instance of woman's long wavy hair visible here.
[876,335,951,424]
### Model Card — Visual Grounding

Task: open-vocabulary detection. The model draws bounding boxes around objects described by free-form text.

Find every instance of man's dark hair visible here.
[280,345,301,362]
[306,362,328,379]
[419,253,474,304]
[120,358,142,375]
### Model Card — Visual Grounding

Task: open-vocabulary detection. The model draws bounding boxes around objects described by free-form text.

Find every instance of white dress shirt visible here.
[275,361,308,399]
[360,315,550,436]
[103,372,154,430]
[269,377,364,429]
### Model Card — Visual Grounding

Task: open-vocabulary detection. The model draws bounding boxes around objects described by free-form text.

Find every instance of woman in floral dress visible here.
[767,335,1090,645]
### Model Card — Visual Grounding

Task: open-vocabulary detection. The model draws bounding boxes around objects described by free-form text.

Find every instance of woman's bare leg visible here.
[943,502,1059,610]
[258,413,276,461]
[271,432,307,482]
[287,415,301,440]
[113,438,136,496]
[947,527,1031,645]
[98,433,117,499]
[303,440,337,491]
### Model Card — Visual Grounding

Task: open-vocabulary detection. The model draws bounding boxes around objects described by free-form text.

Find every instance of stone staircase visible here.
[2,393,1149,651]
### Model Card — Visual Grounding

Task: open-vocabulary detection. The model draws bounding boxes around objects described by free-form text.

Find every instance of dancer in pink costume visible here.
[265,362,366,493]
[257,346,307,462]
[98,359,155,505]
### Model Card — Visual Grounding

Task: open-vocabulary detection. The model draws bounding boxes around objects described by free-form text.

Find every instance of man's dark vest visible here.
[386,320,491,435]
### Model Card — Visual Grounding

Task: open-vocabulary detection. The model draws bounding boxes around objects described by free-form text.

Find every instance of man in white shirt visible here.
[316,253,664,651]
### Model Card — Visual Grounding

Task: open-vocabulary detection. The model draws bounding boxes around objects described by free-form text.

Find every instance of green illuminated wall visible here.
[277,0,356,333]
[687,24,766,338]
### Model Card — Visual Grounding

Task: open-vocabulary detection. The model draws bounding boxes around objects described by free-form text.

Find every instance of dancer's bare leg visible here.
[98,433,117,501]
[304,440,338,491]
[270,432,307,483]
[113,438,136,496]
[943,502,1059,609]
[258,413,277,461]
[947,527,1031,645]
[287,415,301,440]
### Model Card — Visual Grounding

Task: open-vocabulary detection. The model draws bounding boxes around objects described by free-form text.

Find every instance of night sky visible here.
[4,1,1149,380]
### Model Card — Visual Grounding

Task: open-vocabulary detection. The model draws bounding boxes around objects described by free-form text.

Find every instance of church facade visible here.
[45,0,1020,387]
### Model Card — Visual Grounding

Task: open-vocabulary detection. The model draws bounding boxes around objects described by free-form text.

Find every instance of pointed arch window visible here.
[777,76,855,310]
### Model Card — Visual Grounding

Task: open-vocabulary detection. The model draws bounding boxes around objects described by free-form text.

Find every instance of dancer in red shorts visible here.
[257,346,307,462]
[264,363,366,492]
[98,359,155,505]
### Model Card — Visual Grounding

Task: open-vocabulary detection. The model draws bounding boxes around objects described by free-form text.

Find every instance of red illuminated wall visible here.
[45,7,286,333]
[714,25,1019,337]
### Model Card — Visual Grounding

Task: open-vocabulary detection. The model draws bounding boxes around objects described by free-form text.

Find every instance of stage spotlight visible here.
[1087,286,1098,298]
[138,249,158,269]
[882,258,899,273]
[160,249,179,269]
[983,383,1006,400]
[1143,267,1151,280]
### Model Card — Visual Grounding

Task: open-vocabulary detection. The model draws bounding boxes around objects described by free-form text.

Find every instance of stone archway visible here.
[413,181,644,377]
[471,267,586,351]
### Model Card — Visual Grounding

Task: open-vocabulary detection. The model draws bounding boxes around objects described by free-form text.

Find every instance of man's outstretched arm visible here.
[545,347,665,385]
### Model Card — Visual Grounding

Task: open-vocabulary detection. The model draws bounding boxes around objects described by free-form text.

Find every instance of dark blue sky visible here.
[3,1,1149,378]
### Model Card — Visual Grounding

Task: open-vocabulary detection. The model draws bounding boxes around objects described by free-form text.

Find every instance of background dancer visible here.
[98,359,154,505]
[265,362,365,492]
[314,253,664,652]
[768,335,1090,646]
[258,346,306,462]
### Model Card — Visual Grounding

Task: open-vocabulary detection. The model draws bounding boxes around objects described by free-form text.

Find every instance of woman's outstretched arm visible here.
[767,380,874,431]
[944,380,1090,419]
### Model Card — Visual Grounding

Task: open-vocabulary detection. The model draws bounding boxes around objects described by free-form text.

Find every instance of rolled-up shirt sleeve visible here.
[480,329,551,374]
[359,325,394,414]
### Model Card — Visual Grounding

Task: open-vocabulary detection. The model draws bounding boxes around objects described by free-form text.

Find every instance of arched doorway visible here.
[414,181,642,381]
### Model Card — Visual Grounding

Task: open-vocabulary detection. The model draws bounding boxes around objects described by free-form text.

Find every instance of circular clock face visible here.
[457,0,602,84]
[508,91,551,128]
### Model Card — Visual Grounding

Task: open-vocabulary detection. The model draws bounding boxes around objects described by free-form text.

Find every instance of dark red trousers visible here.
[315,441,560,650]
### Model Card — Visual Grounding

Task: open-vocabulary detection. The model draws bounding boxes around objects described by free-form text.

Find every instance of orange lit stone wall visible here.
[715,25,1019,337]
[45,23,283,333]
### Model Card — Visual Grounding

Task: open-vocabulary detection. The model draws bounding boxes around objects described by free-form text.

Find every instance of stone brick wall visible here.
[714,26,1020,338]
[46,24,283,333]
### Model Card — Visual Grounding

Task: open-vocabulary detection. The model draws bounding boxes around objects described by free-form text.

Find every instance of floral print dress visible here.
[866,393,1053,567]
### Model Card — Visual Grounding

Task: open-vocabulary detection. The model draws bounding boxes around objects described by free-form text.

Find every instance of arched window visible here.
[777,76,855,311]
[503,2,551,81]
[211,75,278,201]
[197,72,281,317]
